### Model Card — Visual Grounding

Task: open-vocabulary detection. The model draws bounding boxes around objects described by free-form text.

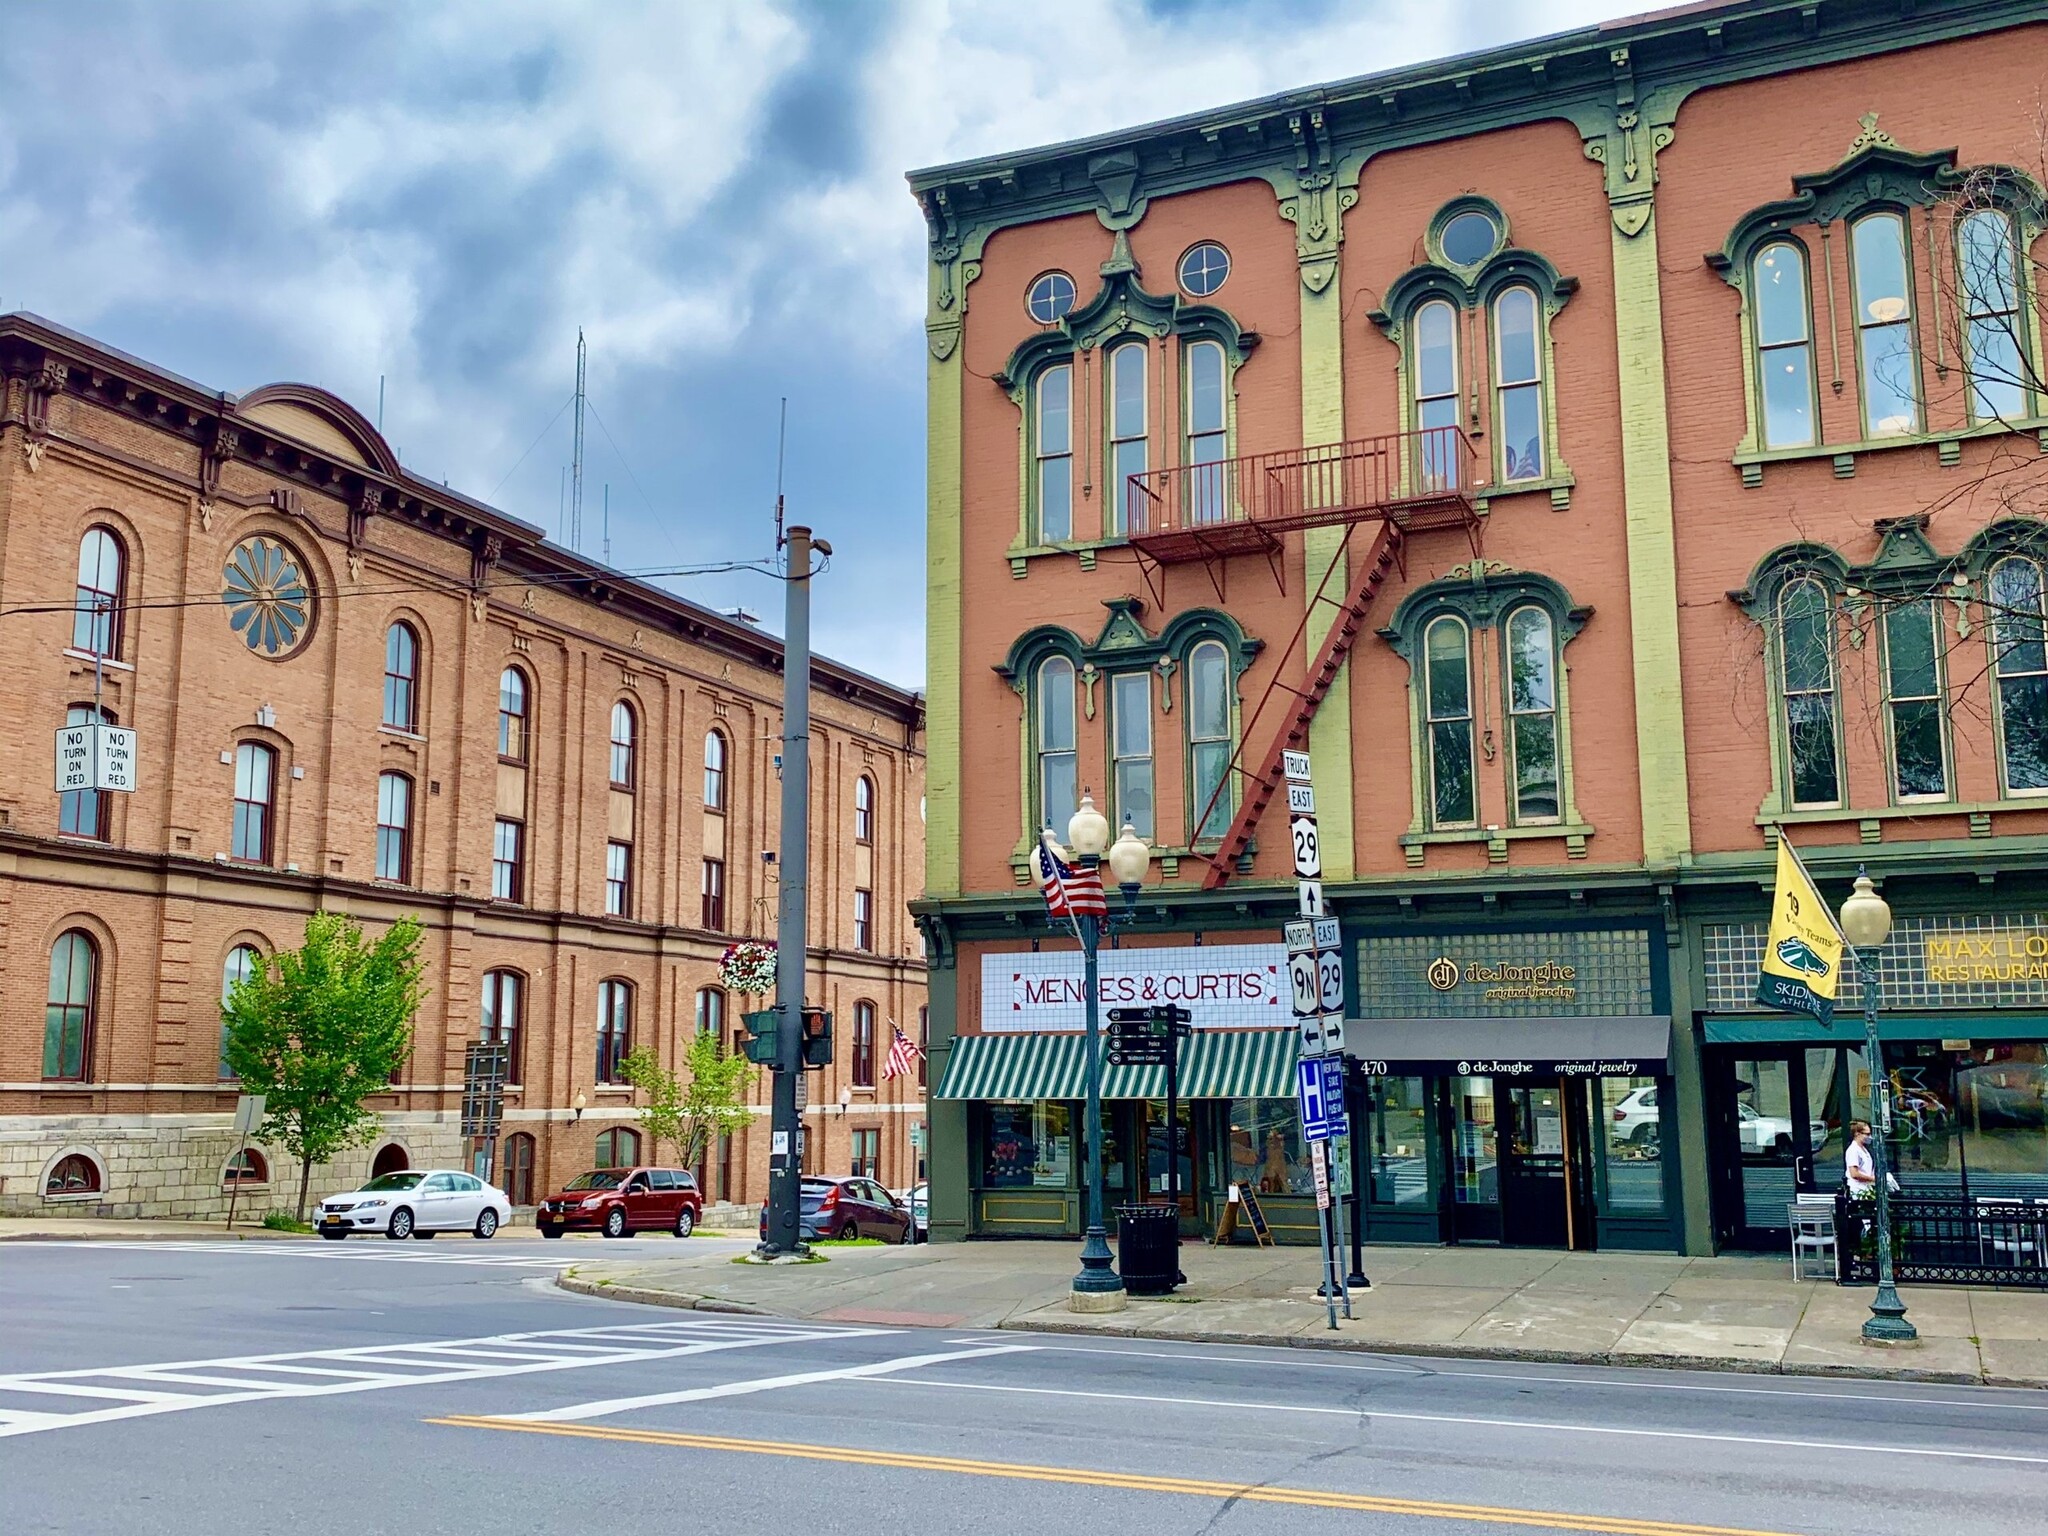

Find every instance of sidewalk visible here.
[0,1216,310,1241]
[554,1238,2048,1387]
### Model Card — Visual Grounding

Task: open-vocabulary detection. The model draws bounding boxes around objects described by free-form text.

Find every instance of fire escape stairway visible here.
[1199,519,1404,890]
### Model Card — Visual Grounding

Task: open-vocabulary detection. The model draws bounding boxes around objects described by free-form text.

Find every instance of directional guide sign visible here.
[1281,749,1347,1062]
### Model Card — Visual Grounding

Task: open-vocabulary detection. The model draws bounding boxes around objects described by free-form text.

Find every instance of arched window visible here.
[854,776,875,844]
[223,1148,268,1185]
[596,978,633,1084]
[1493,286,1545,482]
[1033,363,1073,543]
[43,930,99,1082]
[852,1000,877,1088]
[694,986,727,1046]
[1187,639,1232,841]
[1036,656,1077,834]
[231,743,277,864]
[1505,606,1560,823]
[59,705,113,841]
[220,943,260,1079]
[1778,577,1841,807]
[610,701,637,789]
[46,1153,102,1196]
[72,527,125,657]
[1752,241,1817,449]
[503,1133,536,1206]
[1850,212,1920,437]
[382,623,420,732]
[594,1127,642,1170]
[1990,556,2048,794]
[704,729,728,810]
[1884,599,1949,801]
[375,771,413,883]
[1111,672,1154,840]
[481,969,525,1084]
[1958,210,2029,423]
[1423,616,1475,828]
[1183,339,1228,525]
[498,668,530,763]
[1413,300,1459,491]
[371,1143,410,1178]
[1106,342,1148,537]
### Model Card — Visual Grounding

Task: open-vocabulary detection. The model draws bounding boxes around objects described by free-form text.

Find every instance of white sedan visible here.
[316,1170,511,1240]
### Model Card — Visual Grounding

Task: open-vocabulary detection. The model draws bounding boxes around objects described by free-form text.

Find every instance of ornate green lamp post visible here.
[1838,869,1915,1344]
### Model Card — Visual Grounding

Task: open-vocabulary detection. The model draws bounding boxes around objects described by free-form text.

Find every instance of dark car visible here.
[759,1176,914,1244]
[535,1166,702,1239]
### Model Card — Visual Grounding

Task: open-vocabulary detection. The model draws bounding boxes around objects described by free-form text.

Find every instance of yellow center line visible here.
[427,1414,1802,1536]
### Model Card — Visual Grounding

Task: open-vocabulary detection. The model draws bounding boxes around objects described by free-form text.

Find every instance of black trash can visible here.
[1117,1204,1180,1296]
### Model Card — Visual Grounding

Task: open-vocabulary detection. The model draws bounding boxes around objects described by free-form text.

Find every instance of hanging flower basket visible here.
[719,940,777,995]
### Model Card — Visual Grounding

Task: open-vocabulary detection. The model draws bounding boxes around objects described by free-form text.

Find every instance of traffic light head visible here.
[800,1008,833,1069]
[739,1008,781,1066]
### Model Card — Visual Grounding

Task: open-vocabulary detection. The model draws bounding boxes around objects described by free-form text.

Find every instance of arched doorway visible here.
[370,1142,409,1178]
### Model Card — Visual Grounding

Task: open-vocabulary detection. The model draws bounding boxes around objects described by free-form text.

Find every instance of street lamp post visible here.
[1838,868,1916,1344]
[1055,794,1150,1311]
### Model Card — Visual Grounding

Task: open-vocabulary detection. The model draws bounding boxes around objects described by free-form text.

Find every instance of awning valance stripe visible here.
[935,1030,1297,1102]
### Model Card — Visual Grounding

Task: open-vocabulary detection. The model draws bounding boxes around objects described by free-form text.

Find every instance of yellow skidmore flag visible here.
[1755,841,1843,1025]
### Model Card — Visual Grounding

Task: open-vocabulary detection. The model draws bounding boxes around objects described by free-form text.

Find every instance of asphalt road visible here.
[4,1234,2046,1535]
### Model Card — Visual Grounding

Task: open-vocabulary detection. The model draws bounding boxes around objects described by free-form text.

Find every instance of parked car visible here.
[534,1166,702,1239]
[317,1170,511,1240]
[906,1181,929,1243]
[1737,1102,1828,1154]
[759,1176,914,1244]
[1610,1085,1660,1146]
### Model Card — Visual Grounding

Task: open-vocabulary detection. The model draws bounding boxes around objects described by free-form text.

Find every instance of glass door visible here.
[1447,1075,1501,1242]
[1142,1098,1196,1218]
[1500,1080,1573,1247]
[1712,1050,1846,1249]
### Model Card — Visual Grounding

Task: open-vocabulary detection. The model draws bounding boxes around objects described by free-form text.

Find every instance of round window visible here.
[223,536,314,657]
[1026,271,1076,324]
[1177,242,1231,297]
[1438,209,1501,268]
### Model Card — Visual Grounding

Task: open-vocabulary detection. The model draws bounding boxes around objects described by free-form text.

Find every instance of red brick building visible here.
[913,0,2048,1253]
[0,313,927,1219]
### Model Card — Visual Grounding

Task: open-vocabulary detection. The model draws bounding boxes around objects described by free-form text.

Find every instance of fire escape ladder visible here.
[1198,519,1405,890]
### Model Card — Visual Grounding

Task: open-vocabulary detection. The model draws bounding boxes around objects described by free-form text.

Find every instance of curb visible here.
[554,1273,768,1315]
[554,1273,2015,1388]
[0,1229,312,1242]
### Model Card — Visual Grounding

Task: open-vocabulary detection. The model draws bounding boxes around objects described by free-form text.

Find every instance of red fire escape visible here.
[1123,427,1481,890]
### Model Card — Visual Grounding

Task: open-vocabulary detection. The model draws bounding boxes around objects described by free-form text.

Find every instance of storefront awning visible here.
[1704,1013,2046,1045]
[934,1029,1299,1102]
[1347,1016,1671,1077]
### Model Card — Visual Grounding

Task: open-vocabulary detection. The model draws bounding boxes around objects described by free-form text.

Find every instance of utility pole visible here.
[759,523,818,1256]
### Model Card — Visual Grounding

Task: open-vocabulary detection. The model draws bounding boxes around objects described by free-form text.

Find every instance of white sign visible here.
[1297,880,1325,917]
[771,1131,790,1156]
[53,723,138,794]
[1298,1014,1329,1055]
[986,942,1287,1033]
[1282,750,1312,782]
[232,1094,267,1136]
[1288,952,1321,1018]
[1290,816,1322,879]
[1311,917,1341,951]
[1283,920,1317,955]
[1318,951,1345,1014]
[1311,1141,1331,1209]
[1317,1013,1346,1056]
[1286,782,1316,815]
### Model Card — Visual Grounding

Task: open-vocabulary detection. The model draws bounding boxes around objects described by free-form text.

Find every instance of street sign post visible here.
[224,1093,267,1232]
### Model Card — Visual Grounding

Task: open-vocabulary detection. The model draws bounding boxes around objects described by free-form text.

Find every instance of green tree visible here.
[618,1031,755,1172]
[222,912,425,1220]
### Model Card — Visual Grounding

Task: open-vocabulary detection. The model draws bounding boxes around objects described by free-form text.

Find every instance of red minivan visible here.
[534,1166,702,1239]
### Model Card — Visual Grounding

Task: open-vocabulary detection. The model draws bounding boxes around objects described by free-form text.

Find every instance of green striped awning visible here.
[935,1030,1297,1102]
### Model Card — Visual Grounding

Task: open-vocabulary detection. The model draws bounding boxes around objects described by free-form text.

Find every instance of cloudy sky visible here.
[1,0,1622,687]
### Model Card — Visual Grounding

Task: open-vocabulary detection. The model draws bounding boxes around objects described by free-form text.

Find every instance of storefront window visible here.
[1450,1075,1497,1207]
[980,1101,1073,1189]
[1957,1045,2048,1198]
[1143,1100,1193,1199]
[1224,1098,1311,1197]
[1365,1077,1433,1208]
[1594,1077,1666,1216]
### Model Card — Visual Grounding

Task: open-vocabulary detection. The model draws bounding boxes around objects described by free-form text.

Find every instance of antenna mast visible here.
[603,483,611,565]
[774,396,788,551]
[571,328,587,553]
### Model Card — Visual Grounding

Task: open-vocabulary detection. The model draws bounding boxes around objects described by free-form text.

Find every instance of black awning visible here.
[1349,1016,1671,1078]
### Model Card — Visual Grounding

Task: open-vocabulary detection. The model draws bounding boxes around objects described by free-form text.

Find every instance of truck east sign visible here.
[987,942,1288,1033]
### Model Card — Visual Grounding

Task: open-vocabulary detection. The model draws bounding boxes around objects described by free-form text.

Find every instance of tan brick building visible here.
[0,313,927,1220]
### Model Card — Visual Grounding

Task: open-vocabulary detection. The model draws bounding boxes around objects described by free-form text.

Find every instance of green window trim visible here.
[996,600,1261,879]
[1380,565,1591,859]
[994,232,1259,562]
[1709,127,2048,471]
[1367,205,1577,501]
[1957,206,2039,426]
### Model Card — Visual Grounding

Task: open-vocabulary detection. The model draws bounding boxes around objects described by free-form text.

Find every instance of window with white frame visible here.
[1504,606,1560,822]
[1106,342,1147,537]
[1850,212,1921,438]
[1492,286,1545,482]
[1413,300,1459,491]
[1752,241,1818,449]
[72,527,125,657]
[1110,671,1153,839]
[1184,339,1228,525]
[1187,639,1232,842]
[605,840,632,917]
[1034,363,1073,543]
[1036,656,1078,834]
[1422,615,1476,828]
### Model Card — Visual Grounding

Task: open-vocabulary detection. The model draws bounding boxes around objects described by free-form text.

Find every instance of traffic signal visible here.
[739,1007,781,1066]
[800,1008,833,1069]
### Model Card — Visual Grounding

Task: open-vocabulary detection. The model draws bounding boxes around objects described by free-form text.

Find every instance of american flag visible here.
[1035,837,1107,920]
[882,1024,922,1082]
